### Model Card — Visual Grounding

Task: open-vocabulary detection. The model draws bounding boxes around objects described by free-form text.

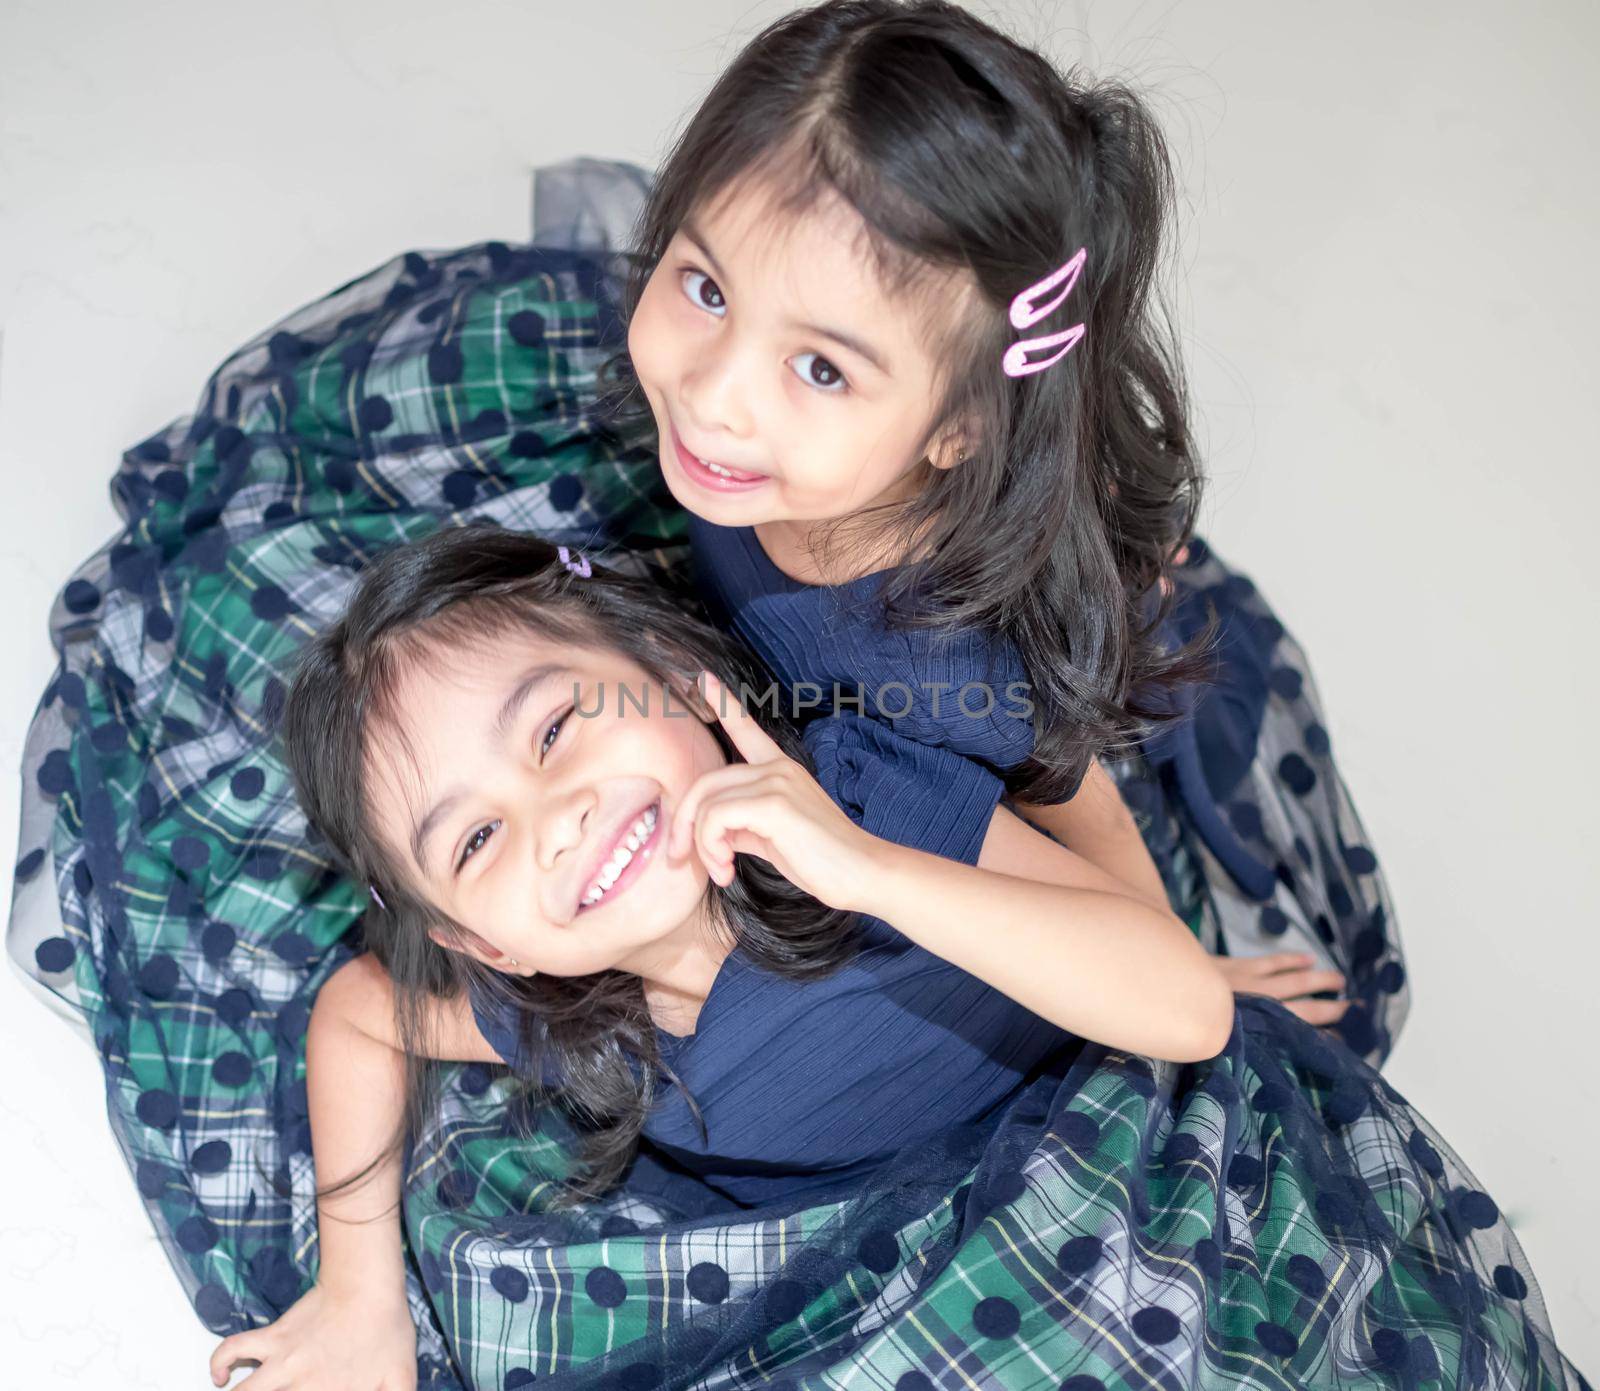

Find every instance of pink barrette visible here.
[369,885,386,911]
[557,546,592,578]
[1002,247,1088,378]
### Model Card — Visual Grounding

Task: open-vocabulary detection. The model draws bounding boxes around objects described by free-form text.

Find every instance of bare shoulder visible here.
[318,952,507,1065]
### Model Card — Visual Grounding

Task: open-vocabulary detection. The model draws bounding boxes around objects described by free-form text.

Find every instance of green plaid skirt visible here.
[5,237,1585,1390]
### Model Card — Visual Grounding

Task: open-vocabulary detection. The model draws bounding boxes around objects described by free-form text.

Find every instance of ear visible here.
[427,924,519,972]
[926,420,978,472]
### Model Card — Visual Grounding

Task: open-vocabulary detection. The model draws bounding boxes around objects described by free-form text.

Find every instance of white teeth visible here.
[580,804,659,908]
[703,458,752,479]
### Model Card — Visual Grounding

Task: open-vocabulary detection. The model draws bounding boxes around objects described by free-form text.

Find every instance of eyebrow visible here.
[408,662,577,872]
[680,217,892,376]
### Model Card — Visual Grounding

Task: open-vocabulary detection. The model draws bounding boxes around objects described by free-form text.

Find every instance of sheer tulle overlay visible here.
[5,163,1584,1388]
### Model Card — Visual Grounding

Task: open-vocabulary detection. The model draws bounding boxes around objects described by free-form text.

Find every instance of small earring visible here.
[508,958,519,967]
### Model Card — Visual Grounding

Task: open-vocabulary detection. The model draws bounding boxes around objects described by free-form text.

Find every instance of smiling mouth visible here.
[576,799,662,914]
[670,424,769,490]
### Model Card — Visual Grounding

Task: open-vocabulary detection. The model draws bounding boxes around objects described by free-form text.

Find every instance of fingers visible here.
[1215,953,1317,984]
[1237,952,1319,978]
[666,763,769,862]
[696,672,785,765]
[1245,966,1346,1001]
[1278,968,1346,998]
[703,827,769,887]
[210,1334,264,1386]
[1217,953,1347,1003]
[690,784,782,887]
[1287,998,1352,1027]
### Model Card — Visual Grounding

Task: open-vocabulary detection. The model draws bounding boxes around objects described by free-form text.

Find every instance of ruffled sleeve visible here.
[802,711,1007,869]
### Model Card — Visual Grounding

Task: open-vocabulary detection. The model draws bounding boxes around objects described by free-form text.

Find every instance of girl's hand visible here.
[667,671,883,914]
[1214,952,1350,1027]
[207,1279,416,1390]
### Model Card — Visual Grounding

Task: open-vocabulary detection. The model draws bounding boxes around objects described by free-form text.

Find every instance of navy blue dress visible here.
[685,512,1410,1064]
[689,512,1280,906]
[471,509,1412,1208]
[14,217,1576,1387]
[476,916,1078,1213]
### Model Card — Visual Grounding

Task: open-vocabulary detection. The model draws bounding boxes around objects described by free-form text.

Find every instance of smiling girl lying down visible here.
[206,522,1577,1391]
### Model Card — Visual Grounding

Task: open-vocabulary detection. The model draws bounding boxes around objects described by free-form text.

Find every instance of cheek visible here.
[627,279,675,386]
[654,713,725,793]
[856,421,927,488]
[687,724,728,782]
[782,426,892,500]
[597,711,700,789]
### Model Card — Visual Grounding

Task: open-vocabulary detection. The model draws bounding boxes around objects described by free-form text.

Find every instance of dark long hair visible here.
[278,522,862,1210]
[598,0,1219,802]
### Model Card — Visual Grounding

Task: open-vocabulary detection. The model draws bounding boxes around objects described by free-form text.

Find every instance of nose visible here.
[678,333,755,443]
[537,785,596,877]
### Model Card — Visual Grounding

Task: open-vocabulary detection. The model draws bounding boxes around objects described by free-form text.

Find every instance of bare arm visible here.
[308,953,503,1297]
[1009,760,1170,913]
[857,803,1234,1062]
[1007,761,1356,1028]
[210,951,506,1388]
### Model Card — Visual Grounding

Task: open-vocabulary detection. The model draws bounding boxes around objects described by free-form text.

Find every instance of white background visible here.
[2,0,1595,1383]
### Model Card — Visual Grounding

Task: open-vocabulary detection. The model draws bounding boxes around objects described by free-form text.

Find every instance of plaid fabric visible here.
[406,1002,1581,1391]
[5,237,1584,1390]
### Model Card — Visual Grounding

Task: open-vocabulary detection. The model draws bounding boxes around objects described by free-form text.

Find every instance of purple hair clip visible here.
[557,546,592,578]
[1002,246,1088,378]
[369,885,386,911]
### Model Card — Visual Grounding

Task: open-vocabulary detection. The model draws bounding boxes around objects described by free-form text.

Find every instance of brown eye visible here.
[540,707,572,758]
[680,269,726,315]
[791,352,848,393]
[457,820,501,871]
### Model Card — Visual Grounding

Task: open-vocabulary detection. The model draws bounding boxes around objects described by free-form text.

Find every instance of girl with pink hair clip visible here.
[601,0,1405,1067]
